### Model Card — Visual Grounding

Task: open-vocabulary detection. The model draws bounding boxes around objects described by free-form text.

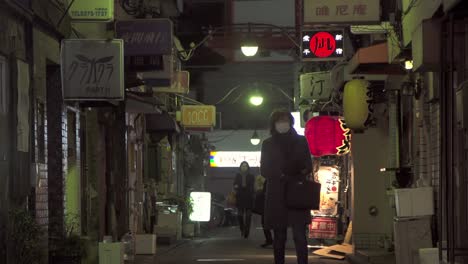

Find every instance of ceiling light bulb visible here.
[250,130,260,145]
[405,60,413,70]
[241,45,259,57]
[250,138,260,145]
[249,96,263,106]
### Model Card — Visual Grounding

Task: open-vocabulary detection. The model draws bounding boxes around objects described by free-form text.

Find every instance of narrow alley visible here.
[1,0,468,264]
[136,222,348,264]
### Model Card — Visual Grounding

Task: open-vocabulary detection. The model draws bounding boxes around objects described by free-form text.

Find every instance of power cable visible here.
[56,0,75,28]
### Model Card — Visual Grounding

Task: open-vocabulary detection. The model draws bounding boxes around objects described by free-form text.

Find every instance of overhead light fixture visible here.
[405,60,414,70]
[249,95,263,106]
[241,23,259,57]
[250,130,260,146]
[241,42,259,57]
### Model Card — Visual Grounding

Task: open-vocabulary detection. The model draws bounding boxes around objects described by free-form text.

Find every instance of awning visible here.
[125,93,163,114]
[146,112,181,133]
[348,42,406,75]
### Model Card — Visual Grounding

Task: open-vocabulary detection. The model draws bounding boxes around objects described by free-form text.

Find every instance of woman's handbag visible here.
[227,191,237,207]
[285,178,321,210]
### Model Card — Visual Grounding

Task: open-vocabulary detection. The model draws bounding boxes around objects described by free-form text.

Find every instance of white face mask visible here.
[275,122,290,134]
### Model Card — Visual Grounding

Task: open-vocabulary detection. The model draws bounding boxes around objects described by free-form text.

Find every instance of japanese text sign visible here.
[312,166,340,217]
[300,71,332,101]
[61,39,124,101]
[181,105,216,128]
[304,0,380,24]
[309,217,338,239]
[67,0,114,21]
[302,30,344,61]
[116,19,173,56]
[210,151,261,168]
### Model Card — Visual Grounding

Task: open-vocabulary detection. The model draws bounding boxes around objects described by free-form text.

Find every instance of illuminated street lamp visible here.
[241,39,259,57]
[241,24,259,57]
[249,95,264,106]
[250,130,260,145]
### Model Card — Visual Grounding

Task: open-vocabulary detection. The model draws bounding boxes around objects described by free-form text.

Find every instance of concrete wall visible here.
[352,120,393,247]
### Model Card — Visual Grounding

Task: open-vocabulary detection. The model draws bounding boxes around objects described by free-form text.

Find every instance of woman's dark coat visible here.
[233,173,255,209]
[260,132,312,229]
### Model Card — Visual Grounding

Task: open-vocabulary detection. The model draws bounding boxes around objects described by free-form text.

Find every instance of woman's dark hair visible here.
[269,109,294,135]
[239,161,250,170]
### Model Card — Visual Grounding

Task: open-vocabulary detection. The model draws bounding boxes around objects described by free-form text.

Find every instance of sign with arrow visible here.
[300,71,333,101]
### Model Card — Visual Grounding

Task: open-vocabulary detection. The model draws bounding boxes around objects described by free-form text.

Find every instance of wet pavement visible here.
[136,217,348,264]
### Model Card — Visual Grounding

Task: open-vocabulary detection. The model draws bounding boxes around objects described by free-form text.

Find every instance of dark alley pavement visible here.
[136,217,348,264]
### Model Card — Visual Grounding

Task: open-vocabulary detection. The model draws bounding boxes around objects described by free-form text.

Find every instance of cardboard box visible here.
[395,187,434,217]
[135,234,157,255]
[99,242,124,264]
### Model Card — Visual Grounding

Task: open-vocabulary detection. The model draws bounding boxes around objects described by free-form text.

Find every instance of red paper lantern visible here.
[305,115,351,157]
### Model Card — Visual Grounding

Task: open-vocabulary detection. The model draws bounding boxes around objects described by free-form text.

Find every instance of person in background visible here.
[233,161,255,238]
[253,176,273,248]
[261,109,312,264]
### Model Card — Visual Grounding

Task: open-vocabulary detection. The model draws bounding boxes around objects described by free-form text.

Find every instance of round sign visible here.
[309,32,336,58]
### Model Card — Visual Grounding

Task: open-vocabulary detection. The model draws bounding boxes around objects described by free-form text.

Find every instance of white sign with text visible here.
[210,151,261,168]
[304,0,380,24]
[300,71,332,101]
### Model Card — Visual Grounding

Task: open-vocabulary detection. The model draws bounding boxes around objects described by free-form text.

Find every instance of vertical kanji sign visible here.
[300,71,332,101]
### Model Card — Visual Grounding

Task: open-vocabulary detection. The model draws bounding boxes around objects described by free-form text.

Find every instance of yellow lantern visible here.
[343,79,370,132]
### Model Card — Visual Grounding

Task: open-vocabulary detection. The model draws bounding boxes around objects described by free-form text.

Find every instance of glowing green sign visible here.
[68,0,114,21]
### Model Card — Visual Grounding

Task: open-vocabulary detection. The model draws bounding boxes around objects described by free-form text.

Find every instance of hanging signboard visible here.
[304,0,380,24]
[61,39,124,101]
[302,30,345,61]
[210,151,261,168]
[116,19,173,56]
[67,0,114,21]
[300,71,332,100]
[153,71,190,94]
[181,105,216,128]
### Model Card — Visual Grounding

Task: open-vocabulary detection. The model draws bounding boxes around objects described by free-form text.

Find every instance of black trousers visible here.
[237,208,252,237]
[273,225,308,264]
[262,214,273,243]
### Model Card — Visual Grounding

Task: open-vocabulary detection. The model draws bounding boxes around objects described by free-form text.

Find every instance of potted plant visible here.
[163,194,195,238]
[8,208,45,264]
[49,214,86,264]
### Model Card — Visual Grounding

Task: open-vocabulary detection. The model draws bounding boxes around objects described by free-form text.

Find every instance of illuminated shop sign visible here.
[210,151,261,168]
[190,192,211,222]
[302,30,345,61]
[67,0,114,21]
[304,0,380,24]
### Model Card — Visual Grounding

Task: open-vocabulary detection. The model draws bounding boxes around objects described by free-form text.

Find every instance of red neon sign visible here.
[310,32,336,58]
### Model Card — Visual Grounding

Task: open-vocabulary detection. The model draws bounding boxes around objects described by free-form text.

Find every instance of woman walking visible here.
[233,161,255,238]
[261,109,312,264]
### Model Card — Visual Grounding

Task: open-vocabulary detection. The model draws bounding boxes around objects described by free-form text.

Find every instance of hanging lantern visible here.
[305,115,351,157]
[343,79,371,132]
